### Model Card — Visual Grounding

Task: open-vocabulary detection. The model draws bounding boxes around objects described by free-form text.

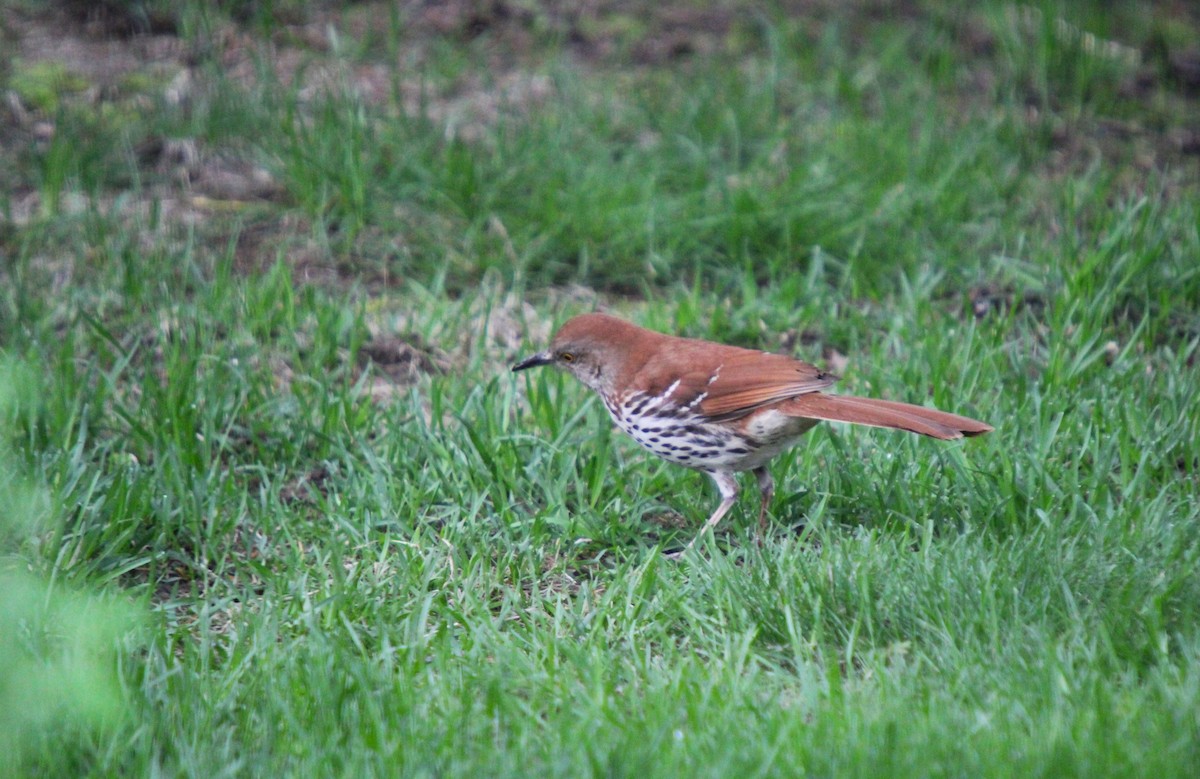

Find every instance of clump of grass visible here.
[0,360,139,774]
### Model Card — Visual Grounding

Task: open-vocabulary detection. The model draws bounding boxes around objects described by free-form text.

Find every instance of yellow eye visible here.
[559,352,575,363]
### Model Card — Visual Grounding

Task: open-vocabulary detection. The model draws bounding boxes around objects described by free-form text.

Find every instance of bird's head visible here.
[512,313,643,395]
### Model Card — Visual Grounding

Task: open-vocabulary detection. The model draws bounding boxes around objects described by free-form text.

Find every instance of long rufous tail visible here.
[778,394,993,440]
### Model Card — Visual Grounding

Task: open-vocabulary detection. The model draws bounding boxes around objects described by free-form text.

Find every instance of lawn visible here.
[2,1,1199,776]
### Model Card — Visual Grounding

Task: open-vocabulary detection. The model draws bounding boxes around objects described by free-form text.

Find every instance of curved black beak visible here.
[512,351,553,372]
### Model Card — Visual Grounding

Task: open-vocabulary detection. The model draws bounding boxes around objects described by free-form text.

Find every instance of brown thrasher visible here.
[513,313,992,548]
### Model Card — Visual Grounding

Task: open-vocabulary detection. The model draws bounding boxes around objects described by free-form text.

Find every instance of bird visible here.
[512,313,992,549]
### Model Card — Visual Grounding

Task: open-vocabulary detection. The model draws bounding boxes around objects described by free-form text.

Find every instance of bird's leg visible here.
[753,466,774,539]
[685,471,740,551]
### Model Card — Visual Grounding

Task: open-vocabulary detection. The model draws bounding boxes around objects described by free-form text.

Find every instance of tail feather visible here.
[778,394,993,440]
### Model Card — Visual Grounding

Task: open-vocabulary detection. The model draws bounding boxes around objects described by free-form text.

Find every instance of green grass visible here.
[2,0,1200,775]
